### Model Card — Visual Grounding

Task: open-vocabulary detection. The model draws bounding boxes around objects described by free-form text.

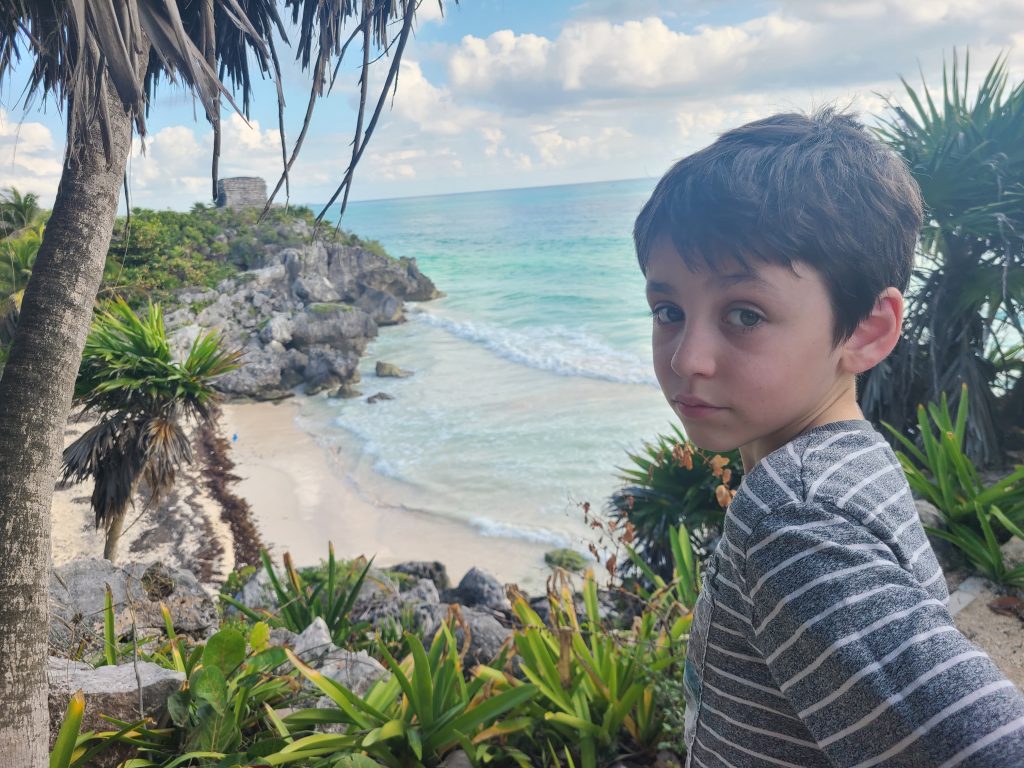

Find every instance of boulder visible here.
[367,392,395,404]
[303,346,361,395]
[391,561,452,592]
[450,567,510,613]
[292,275,341,304]
[317,648,388,697]
[375,360,412,378]
[48,657,184,758]
[357,286,404,325]
[259,314,294,346]
[294,617,334,662]
[50,559,217,657]
[290,305,376,350]
[446,607,511,668]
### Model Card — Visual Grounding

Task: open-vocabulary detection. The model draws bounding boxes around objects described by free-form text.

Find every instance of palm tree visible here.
[1,222,43,295]
[862,52,1024,468]
[0,187,42,237]
[61,297,240,561]
[0,1,439,758]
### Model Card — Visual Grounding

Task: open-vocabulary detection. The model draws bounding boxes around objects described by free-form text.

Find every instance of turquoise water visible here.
[305,179,674,551]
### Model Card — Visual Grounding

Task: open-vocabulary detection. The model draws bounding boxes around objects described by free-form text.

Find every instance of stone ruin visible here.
[216,176,268,209]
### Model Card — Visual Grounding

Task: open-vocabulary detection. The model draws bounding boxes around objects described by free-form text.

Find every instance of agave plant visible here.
[863,51,1024,467]
[61,297,240,561]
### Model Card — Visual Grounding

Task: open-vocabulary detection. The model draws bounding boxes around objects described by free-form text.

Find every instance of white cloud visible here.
[0,109,63,206]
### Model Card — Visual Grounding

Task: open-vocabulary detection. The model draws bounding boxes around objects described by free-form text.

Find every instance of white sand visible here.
[219,399,559,593]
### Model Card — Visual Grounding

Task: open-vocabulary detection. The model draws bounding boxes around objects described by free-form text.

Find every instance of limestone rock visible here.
[357,286,404,325]
[446,607,511,668]
[48,657,184,757]
[375,360,412,378]
[367,392,395,404]
[391,561,452,592]
[294,617,334,662]
[317,648,388,697]
[50,559,217,657]
[451,567,510,613]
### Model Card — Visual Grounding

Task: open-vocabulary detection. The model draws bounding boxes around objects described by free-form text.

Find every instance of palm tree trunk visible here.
[103,512,126,563]
[0,81,136,760]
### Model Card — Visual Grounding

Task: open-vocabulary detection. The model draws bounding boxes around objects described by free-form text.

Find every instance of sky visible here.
[2,0,1024,211]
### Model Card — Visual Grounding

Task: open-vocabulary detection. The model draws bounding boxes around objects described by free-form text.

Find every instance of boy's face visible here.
[645,238,862,470]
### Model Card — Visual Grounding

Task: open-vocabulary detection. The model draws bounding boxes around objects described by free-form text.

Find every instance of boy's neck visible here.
[738,387,865,474]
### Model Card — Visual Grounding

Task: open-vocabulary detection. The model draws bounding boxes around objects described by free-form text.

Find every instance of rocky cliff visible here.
[165,215,441,400]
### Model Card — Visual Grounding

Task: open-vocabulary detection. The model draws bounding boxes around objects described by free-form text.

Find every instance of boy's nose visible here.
[670,323,716,379]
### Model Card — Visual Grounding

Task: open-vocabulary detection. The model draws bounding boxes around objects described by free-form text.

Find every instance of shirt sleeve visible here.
[743,500,1024,768]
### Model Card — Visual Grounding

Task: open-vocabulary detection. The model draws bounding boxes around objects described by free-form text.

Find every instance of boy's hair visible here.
[634,108,924,346]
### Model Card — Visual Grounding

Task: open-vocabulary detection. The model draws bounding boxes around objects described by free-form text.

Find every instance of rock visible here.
[357,286,404,325]
[48,657,184,757]
[291,305,376,350]
[50,559,217,657]
[317,648,388,697]
[915,499,967,574]
[294,617,334,662]
[375,360,412,378]
[292,275,341,303]
[440,750,473,768]
[329,382,363,399]
[234,567,276,611]
[1001,536,1024,571]
[268,627,300,648]
[259,314,294,345]
[367,392,395,404]
[452,567,510,613]
[446,607,511,668]
[303,346,360,395]
[391,561,452,592]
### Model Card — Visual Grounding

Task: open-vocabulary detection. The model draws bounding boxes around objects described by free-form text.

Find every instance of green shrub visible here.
[220,545,374,649]
[885,385,1024,585]
[609,424,742,580]
[283,619,537,767]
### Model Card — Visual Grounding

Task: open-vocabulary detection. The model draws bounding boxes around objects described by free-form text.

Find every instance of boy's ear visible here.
[839,288,903,375]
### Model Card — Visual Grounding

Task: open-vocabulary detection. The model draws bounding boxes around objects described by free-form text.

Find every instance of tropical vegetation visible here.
[49,540,697,768]
[60,297,240,561]
[864,52,1024,468]
[0,0,433,756]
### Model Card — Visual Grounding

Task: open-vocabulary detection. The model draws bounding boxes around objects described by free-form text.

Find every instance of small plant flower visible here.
[709,455,729,478]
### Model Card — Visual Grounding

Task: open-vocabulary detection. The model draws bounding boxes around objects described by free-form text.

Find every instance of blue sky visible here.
[3,0,1024,210]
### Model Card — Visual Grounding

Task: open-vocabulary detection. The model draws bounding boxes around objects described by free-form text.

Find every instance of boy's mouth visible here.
[673,397,724,419]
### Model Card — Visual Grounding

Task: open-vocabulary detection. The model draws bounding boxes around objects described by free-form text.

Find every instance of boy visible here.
[634,110,1024,767]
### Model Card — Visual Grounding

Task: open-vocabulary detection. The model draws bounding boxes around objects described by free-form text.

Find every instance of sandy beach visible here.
[219,398,560,594]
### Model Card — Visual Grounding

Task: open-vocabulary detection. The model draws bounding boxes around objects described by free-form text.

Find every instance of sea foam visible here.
[412,310,657,386]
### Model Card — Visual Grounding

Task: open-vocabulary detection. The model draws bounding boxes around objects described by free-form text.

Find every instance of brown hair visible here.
[634,108,924,345]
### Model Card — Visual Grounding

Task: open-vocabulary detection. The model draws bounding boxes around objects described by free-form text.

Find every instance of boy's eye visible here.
[651,305,683,325]
[725,308,764,330]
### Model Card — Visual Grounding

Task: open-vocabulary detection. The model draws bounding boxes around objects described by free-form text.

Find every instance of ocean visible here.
[305,178,674,557]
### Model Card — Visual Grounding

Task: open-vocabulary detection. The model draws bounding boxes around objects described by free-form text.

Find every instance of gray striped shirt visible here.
[683,419,1024,767]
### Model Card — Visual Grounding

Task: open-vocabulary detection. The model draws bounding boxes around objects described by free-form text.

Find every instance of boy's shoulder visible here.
[727,419,909,542]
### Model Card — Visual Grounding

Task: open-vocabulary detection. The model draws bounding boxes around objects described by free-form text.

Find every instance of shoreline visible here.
[219,398,560,594]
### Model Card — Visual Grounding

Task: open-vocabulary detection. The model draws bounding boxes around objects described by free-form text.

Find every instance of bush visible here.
[608,424,742,580]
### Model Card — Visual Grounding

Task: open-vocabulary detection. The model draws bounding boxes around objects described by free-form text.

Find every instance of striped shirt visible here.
[683,419,1024,767]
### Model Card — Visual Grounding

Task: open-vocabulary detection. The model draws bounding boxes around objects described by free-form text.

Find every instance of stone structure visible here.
[216,176,268,209]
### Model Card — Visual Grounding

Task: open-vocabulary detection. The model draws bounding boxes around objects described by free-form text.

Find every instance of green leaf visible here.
[49,690,85,768]
[203,628,246,676]
[249,621,271,653]
[190,666,229,716]
[166,690,192,727]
